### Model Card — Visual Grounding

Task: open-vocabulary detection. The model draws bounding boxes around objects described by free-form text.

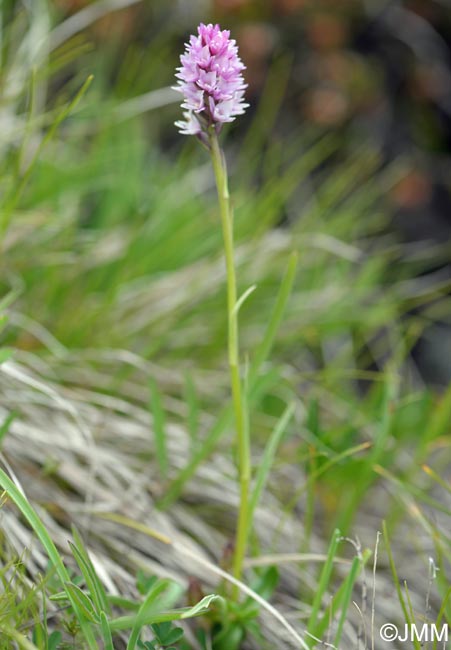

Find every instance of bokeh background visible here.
[15,0,451,382]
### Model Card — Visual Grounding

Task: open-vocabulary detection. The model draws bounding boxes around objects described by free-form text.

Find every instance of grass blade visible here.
[99,612,114,650]
[306,528,341,646]
[248,252,298,384]
[248,403,295,528]
[311,549,371,644]
[433,587,451,650]
[333,555,362,648]
[69,525,110,614]
[383,521,421,650]
[0,468,98,649]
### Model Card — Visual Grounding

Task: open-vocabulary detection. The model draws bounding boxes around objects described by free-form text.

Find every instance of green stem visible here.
[209,128,250,596]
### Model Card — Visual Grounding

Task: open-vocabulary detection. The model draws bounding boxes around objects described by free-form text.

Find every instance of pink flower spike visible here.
[174,23,248,139]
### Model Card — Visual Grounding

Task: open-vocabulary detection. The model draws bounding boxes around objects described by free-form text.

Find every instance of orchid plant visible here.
[174,23,250,591]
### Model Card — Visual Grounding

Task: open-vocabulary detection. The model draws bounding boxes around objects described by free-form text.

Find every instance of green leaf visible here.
[64,582,99,623]
[126,579,172,650]
[69,525,110,614]
[137,641,155,650]
[237,567,280,621]
[49,591,69,602]
[48,631,62,650]
[137,572,158,596]
[180,594,221,618]
[333,555,361,647]
[311,549,371,643]
[111,594,222,633]
[244,619,264,643]
[32,622,45,648]
[213,623,244,650]
[231,284,257,318]
[161,626,184,645]
[248,251,298,384]
[248,403,294,529]
[306,528,341,644]
[152,621,172,641]
[99,611,114,650]
[251,566,279,601]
